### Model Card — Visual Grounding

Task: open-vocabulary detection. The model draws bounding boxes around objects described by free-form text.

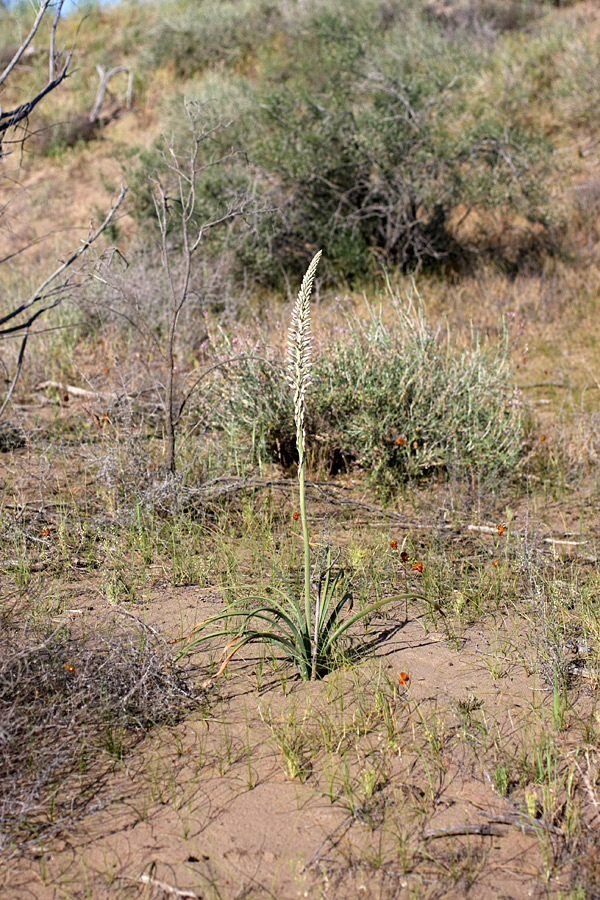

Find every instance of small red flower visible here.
[396,436,405,446]
[389,540,398,550]
[293,511,300,521]
[492,559,499,567]
[63,663,75,674]
[540,435,546,442]
[497,524,505,536]
[398,672,409,685]
[40,527,50,537]
[412,562,423,573]
[400,551,409,562]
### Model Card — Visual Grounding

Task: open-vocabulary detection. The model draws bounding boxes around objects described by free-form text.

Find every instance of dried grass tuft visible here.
[0,612,199,852]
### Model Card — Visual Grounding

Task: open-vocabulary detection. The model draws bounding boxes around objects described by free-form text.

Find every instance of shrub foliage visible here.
[131,0,553,286]
[208,299,527,491]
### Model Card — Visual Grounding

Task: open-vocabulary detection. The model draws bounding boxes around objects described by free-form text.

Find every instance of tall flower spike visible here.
[286,250,322,464]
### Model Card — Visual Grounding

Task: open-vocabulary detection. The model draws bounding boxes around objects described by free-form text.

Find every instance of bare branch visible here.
[0,0,72,150]
[423,824,505,839]
[0,56,72,144]
[89,64,131,124]
[36,380,110,400]
[0,183,127,332]
[49,0,65,82]
[0,329,29,420]
[0,185,127,419]
[0,0,52,88]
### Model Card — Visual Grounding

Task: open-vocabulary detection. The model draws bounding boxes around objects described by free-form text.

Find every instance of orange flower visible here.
[63,663,75,674]
[497,524,505,536]
[412,562,423,573]
[293,511,300,521]
[389,540,398,550]
[40,527,50,537]
[398,672,409,685]
[412,440,418,449]
[400,550,409,562]
[396,436,405,445]
[540,435,546,442]
[492,559,499,567]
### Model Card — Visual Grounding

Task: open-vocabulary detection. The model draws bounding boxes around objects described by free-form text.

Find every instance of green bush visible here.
[207,298,528,493]
[131,0,553,286]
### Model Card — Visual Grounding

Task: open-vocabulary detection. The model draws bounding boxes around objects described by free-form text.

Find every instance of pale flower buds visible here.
[286,251,322,464]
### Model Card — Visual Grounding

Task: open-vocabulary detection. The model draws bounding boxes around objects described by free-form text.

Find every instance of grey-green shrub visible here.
[132,0,553,286]
[242,4,551,279]
[208,299,527,492]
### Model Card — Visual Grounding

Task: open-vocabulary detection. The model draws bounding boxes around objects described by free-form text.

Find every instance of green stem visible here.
[298,442,311,653]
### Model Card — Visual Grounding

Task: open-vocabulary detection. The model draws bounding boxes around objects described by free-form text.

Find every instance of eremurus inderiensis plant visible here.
[176,252,426,682]
[286,250,320,676]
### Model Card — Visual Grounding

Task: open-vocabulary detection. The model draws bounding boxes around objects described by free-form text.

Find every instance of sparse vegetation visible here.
[2,0,600,898]
[0,607,198,853]
[178,254,425,681]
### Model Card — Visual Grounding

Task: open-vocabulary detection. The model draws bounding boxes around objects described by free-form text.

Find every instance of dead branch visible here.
[0,59,71,146]
[124,874,201,899]
[89,64,132,124]
[0,0,72,150]
[543,537,590,547]
[478,807,562,836]
[0,182,126,332]
[145,102,253,473]
[0,183,127,419]
[423,824,505,839]
[36,380,110,400]
[467,524,499,534]
[0,0,53,87]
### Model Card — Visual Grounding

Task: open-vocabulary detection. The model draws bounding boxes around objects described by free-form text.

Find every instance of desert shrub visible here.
[468,12,600,147]
[146,0,409,79]
[245,5,552,279]
[131,0,552,286]
[207,298,528,492]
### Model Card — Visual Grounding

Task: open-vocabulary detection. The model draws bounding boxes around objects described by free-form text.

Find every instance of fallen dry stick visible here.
[121,874,201,898]
[543,537,590,546]
[467,525,499,534]
[423,824,505,839]
[478,809,562,836]
[37,380,110,400]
